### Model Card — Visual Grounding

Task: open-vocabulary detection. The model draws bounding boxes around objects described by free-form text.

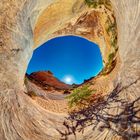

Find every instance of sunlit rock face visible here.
[0,0,140,140]
[27,71,71,90]
[34,0,115,63]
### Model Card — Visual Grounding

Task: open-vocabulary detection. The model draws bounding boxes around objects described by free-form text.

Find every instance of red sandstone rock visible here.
[28,71,71,90]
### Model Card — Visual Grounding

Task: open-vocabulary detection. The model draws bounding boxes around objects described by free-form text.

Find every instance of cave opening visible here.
[26,35,103,86]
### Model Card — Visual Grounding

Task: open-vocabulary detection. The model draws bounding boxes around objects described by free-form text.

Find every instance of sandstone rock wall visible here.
[0,0,139,140]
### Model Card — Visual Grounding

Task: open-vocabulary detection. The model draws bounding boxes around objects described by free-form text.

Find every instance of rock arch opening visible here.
[24,0,119,113]
[26,35,103,86]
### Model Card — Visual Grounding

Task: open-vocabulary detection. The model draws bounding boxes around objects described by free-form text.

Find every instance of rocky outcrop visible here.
[0,0,140,140]
[27,71,71,90]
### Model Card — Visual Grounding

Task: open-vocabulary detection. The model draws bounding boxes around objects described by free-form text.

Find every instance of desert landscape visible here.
[0,0,140,140]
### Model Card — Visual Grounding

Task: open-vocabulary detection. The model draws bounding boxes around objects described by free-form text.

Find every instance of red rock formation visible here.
[28,71,71,90]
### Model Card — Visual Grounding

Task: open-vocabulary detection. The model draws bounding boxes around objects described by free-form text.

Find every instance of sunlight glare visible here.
[63,75,74,84]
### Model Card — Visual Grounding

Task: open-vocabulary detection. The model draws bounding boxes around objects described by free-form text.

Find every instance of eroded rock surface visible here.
[0,0,140,140]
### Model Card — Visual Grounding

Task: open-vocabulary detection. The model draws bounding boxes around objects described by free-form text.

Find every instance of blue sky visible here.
[27,35,103,84]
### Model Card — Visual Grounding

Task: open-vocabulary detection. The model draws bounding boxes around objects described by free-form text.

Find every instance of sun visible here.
[63,75,74,84]
[65,77,72,83]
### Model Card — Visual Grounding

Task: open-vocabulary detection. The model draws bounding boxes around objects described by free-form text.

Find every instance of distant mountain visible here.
[26,71,71,90]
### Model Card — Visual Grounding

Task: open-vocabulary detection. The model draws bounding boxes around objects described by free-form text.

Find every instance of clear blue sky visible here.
[27,35,103,84]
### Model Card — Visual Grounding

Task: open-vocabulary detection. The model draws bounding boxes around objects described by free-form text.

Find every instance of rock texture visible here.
[34,1,115,63]
[0,0,140,140]
[25,76,69,113]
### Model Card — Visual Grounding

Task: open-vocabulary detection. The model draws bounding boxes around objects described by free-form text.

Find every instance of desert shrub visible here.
[66,85,95,109]
[106,22,116,34]
[85,0,111,9]
[85,0,100,8]
[105,18,118,49]
[85,0,95,6]
[108,52,115,63]
[110,35,117,48]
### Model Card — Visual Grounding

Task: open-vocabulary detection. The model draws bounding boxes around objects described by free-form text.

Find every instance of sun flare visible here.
[63,76,74,84]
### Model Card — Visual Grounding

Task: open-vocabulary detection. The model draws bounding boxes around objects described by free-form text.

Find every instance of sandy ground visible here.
[26,80,69,113]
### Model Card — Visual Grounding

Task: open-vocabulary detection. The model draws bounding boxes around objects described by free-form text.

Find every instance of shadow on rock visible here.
[57,79,140,140]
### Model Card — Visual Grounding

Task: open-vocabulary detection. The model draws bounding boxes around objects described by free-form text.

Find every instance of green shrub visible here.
[85,0,95,6]
[85,0,100,8]
[105,19,118,54]
[110,35,117,48]
[66,85,95,108]
[108,52,115,63]
[85,0,111,9]
[106,23,115,34]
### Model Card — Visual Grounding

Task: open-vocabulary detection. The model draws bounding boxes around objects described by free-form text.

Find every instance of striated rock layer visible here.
[0,0,140,140]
